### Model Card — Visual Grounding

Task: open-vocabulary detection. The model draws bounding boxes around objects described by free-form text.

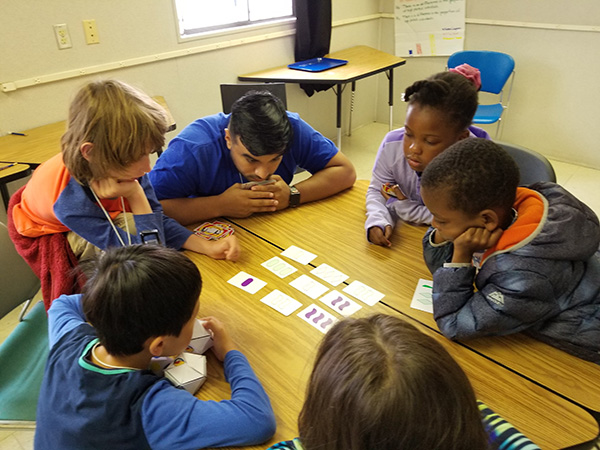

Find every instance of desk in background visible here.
[184,226,597,449]
[0,162,31,210]
[0,96,176,166]
[0,122,65,166]
[228,180,600,420]
[238,46,406,149]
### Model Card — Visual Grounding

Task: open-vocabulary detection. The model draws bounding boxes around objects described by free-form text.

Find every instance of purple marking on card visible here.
[313,313,324,323]
[320,318,333,329]
[305,308,317,319]
[331,296,343,306]
[241,278,253,287]
[338,301,350,310]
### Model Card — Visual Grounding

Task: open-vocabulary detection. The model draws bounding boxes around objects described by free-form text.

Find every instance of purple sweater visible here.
[365,126,490,237]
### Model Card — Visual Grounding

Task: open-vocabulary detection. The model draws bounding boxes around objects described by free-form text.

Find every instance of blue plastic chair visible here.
[448,51,515,138]
[0,222,47,429]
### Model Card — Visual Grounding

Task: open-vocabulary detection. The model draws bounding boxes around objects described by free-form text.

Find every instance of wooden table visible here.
[0,96,176,166]
[238,46,406,149]
[227,180,600,417]
[0,122,65,166]
[184,226,598,449]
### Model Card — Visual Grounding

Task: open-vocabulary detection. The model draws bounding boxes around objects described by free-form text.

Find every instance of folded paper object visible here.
[186,319,214,355]
[164,352,207,394]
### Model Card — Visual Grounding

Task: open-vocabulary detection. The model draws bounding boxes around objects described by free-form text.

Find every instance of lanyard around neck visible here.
[90,187,132,247]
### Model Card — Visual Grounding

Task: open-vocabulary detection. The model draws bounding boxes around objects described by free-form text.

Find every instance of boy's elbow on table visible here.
[254,393,277,441]
[254,410,277,443]
[435,310,482,341]
[343,164,357,188]
[234,405,276,445]
[436,318,460,340]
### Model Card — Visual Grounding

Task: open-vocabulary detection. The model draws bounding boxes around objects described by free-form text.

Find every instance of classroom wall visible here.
[0,0,384,146]
[2,1,599,169]
[377,0,600,169]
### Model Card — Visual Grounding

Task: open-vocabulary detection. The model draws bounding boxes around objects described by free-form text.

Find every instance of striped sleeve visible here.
[266,438,304,450]
[478,401,541,450]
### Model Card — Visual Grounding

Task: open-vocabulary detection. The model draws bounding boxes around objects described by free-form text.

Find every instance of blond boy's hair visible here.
[62,79,168,183]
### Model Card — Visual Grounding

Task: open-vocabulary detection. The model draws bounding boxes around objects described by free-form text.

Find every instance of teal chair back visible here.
[0,222,47,428]
[0,302,48,428]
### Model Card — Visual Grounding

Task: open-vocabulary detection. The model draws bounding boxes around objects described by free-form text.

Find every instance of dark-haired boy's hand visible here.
[200,317,237,362]
[218,183,278,217]
[452,227,503,264]
[368,225,393,247]
[248,175,290,210]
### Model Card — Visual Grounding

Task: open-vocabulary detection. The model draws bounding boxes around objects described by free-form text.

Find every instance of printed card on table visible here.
[319,290,362,317]
[342,280,384,306]
[290,274,329,299]
[193,221,234,240]
[260,290,303,316]
[310,263,349,286]
[227,271,267,295]
[297,304,338,334]
[410,279,433,313]
[261,256,298,279]
[281,245,317,265]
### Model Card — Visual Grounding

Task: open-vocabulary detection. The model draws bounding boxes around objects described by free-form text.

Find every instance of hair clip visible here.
[449,64,482,91]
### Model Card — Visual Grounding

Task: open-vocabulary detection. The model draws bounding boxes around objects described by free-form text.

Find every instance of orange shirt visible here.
[12,154,125,238]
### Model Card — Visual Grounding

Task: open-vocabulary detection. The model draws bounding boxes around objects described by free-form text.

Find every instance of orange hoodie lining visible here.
[481,187,544,263]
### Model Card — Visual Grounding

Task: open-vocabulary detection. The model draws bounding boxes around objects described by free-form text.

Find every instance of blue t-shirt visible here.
[149,112,338,199]
[34,295,276,450]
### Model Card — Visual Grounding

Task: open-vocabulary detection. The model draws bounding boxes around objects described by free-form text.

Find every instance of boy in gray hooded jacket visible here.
[421,138,600,364]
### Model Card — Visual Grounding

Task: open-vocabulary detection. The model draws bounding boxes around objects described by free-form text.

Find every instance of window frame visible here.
[172,0,296,43]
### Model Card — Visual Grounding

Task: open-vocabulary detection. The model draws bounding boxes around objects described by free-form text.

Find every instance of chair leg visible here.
[1,183,10,211]
[495,118,505,140]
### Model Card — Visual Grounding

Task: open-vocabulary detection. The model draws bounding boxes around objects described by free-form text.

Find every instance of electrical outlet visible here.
[83,19,99,44]
[53,24,72,50]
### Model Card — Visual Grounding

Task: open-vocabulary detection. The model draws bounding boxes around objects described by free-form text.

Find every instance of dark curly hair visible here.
[421,138,519,216]
[404,71,478,132]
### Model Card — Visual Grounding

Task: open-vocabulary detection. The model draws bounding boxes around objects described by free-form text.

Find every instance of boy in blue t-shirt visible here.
[149,91,356,225]
[34,245,275,449]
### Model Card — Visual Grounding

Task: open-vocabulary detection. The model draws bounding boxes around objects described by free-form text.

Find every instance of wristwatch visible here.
[289,185,301,208]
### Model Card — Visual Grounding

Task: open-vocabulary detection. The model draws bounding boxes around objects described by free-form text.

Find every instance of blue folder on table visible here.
[288,57,348,72]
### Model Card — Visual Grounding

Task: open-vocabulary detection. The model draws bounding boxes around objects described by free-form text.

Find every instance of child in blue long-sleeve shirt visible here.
[34,244,275,449]
[12,79,239,261]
